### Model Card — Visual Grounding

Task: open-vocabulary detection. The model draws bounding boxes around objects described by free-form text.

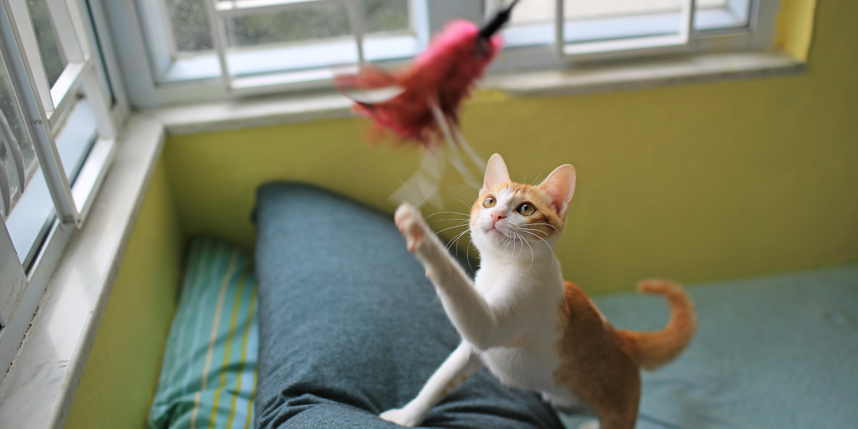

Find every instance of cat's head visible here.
[470,154,576,260]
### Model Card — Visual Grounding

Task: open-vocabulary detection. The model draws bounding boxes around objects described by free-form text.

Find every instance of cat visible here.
[380,153,696,429]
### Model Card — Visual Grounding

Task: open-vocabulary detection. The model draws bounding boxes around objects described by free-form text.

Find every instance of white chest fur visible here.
[472,259,572,402]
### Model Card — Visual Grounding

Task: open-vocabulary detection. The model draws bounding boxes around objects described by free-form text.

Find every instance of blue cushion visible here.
[253,183,565,429]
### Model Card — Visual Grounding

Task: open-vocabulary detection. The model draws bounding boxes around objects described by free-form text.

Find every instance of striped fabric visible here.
[149,236,258,429]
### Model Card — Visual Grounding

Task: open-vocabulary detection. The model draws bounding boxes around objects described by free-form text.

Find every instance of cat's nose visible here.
[492,213,506,225]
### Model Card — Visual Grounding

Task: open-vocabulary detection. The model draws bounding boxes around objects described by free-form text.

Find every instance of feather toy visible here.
[336,0,520,208]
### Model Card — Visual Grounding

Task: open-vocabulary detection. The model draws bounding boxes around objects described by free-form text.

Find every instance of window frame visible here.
[0,0,128,381]
[110,0,779,109]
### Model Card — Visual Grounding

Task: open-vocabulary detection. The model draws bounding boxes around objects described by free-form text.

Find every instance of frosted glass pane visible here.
[164,0,410,54]
[27,0,66,87]
[0,62,37,199]
[165,0,214,52]
[226,4,352,47]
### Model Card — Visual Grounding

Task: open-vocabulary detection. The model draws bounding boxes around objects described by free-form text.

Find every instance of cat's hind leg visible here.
[380,342,483,427]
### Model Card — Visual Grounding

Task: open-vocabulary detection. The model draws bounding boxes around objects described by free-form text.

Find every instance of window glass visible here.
[363,0,409,33]
[165,0,213,52]
[27,0,66,87]
[164,0,410,54]
[0,63,37,199]
[226,4,353,48]
[509,0,728,25]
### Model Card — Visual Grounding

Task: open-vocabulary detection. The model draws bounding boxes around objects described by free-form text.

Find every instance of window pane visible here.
[363,0,409,33]
[0,63,37,198]
[226,4,352,48]
[163,0,410,54]
[28,0,66,87]
[165,0,214,52]
[508,0,729,25]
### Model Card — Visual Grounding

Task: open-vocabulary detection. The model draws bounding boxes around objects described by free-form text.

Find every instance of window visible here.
[0,0,126,378]
[109,0,778,108]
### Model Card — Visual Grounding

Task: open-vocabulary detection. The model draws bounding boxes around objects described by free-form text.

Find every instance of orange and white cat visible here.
[381,154,695,429]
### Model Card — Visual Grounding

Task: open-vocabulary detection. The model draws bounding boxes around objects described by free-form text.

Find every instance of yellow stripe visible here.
[208,266,249,428]
[190,391,202,429]
[244,368,258,429]
[191,251,238,429]
[227,282,257,429]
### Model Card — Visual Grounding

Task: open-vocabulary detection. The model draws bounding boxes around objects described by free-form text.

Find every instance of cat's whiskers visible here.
[530,168,547,186]
[446,229,470,252]
[500,231,514,254]
[424,211,470,220]
[433,223,470,237]
[520,227,551,242]
[527,222,559,232]
[453,198,475,212]
[513,231,535,272]
[522,230,555,265]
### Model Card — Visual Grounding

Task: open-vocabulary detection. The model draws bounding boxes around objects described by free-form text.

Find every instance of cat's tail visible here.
[618,280,696,370]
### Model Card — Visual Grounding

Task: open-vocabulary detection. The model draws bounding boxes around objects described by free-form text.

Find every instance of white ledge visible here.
[485,51,804,97]
[144,51,803,137]
[143,92,354,136]
[0,115,166,429]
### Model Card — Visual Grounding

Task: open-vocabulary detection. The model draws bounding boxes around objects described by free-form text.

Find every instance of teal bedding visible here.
[148,231,858,428]
[559,265,858,429]
[149,236,259,429]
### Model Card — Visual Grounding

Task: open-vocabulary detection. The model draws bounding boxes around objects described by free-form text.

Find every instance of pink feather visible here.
[336,20,503,147]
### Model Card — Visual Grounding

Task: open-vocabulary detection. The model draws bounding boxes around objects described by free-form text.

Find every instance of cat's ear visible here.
[538,164,576,218]
[482,154,510,194]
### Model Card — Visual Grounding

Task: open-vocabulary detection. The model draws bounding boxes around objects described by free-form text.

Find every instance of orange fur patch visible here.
[553,281,695,429]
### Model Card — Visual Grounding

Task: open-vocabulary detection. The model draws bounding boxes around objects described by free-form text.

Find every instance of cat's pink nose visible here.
[492,213,506,226]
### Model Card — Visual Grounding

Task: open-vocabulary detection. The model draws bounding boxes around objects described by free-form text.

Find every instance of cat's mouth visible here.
[485,225,512,241]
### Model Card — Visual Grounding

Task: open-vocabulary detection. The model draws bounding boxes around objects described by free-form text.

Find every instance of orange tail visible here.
[619,280,696,370]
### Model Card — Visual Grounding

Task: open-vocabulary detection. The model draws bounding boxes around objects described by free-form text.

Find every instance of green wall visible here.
[166,1,854,295]
[65,160,185,428]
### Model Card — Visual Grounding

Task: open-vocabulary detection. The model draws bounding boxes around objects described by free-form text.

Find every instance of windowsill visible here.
[146,50,804,136]
[0,116,166,429]
[0,49,804,429]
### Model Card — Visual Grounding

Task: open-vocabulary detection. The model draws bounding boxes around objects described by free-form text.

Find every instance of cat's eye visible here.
[483,196,496,208]
[517,203,536,216]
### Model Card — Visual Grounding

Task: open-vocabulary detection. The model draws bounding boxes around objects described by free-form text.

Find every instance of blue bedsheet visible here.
[558,265,858,429]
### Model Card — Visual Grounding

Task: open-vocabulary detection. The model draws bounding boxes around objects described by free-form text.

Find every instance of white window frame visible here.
[483,0,777,72]
[106,0,779,109]
[0,0,128,381]
[106,0,484,107]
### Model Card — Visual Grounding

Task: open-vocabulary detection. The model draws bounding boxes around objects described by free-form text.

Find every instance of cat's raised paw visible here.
[394,203,428,253]
[380,408,422,427]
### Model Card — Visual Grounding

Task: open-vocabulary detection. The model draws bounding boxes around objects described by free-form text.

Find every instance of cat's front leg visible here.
[394,203,520,350]
[380,342,482,427]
